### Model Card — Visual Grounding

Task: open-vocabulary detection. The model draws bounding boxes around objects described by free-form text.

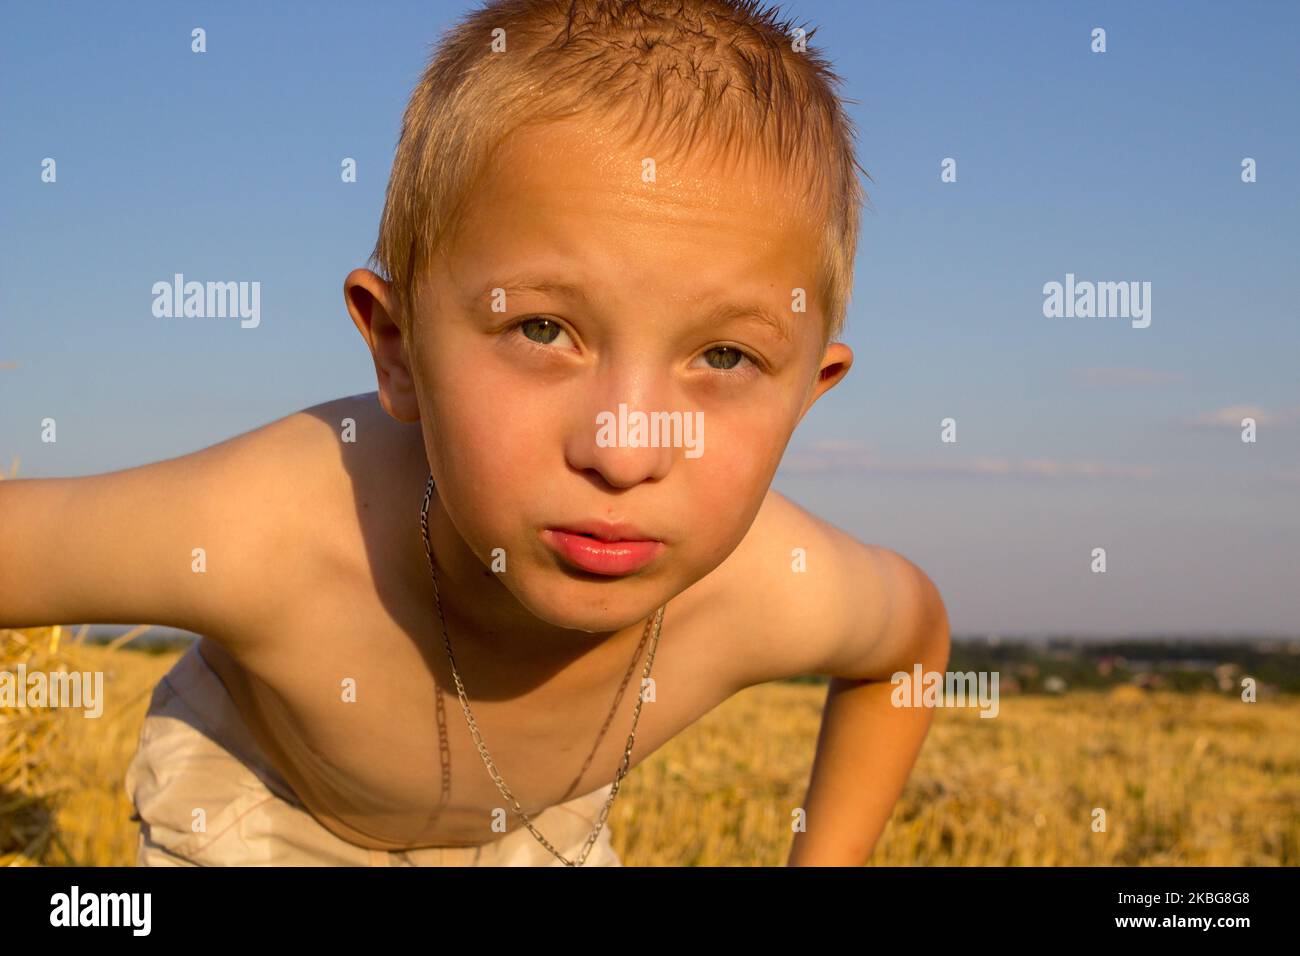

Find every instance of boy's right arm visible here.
[0,421,308,651]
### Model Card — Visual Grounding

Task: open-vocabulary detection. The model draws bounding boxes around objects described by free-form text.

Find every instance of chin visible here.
[515,572,673,635]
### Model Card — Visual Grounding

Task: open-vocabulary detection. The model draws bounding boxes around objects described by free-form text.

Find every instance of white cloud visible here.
[1191,404,1299,427]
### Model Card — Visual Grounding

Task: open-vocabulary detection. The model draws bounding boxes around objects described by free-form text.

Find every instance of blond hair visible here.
[368,0,870,344]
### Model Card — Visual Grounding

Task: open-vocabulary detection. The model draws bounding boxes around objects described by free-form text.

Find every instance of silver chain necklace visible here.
[419,473,665,866]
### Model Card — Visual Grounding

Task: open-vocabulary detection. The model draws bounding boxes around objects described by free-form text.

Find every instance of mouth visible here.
[541,525,664,576]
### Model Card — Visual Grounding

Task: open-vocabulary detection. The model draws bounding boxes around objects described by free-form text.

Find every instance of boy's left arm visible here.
[787,545,951,866]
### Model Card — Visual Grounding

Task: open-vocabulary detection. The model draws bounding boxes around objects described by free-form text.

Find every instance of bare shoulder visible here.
[697,488,948,690]
[197,390,390,516]
[168,391,411,648]
[207,385,422,549]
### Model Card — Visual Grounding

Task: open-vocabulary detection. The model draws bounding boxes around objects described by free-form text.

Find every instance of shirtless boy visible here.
[0,0,949,866]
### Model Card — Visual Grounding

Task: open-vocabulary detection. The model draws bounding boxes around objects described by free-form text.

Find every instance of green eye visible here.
[702,346,745,370]
[520,317,563,345]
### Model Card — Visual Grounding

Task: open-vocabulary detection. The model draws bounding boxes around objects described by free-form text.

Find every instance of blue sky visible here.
[2,1,1297,636]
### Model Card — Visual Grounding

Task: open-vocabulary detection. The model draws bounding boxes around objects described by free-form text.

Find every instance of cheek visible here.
[681,435,770,534]
[426,395,552,519]
[706,402,791,481]
[679,406,790,547]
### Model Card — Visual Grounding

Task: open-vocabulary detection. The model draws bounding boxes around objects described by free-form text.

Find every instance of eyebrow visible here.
[700,300,795,344]
[467,275,590,307]
[469,274,794,343]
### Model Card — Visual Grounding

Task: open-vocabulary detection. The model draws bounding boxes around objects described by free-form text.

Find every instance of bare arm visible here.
[787,548,951,866]
[0,422,306,651]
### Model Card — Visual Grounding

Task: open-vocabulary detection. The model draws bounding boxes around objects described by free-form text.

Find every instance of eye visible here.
[695,345,756,372]
[514,316,575,350]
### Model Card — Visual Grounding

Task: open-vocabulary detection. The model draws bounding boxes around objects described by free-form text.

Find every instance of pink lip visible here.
[542,528,664,576]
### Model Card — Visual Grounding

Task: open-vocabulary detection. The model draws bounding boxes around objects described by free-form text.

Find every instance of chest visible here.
[206,585,740,846]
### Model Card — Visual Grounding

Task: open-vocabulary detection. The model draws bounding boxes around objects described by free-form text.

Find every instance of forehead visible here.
[439,116,824,312]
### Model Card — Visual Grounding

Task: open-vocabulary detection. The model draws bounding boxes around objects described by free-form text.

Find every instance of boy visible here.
[0,0,948,866]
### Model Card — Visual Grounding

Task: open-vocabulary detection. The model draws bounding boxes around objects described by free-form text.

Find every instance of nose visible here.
[564,375,683,490]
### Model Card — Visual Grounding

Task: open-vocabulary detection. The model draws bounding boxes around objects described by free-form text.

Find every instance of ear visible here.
[344,269,420,423]
[795,341,854,426]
